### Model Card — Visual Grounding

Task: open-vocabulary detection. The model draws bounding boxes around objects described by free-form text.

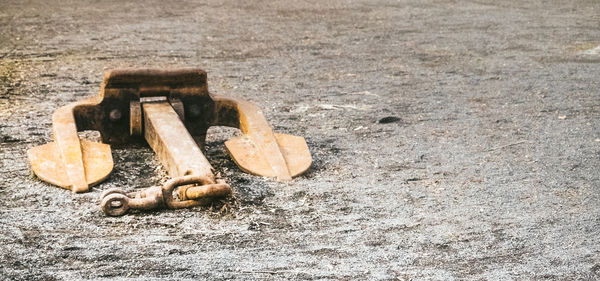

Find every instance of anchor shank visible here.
[143,102,214,181]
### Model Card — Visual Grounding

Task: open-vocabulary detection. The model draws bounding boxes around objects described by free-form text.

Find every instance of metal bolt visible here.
[109,109,122,121]
[188,104,201,118]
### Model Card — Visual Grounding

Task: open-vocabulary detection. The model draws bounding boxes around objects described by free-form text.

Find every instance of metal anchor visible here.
[27,68,312,215]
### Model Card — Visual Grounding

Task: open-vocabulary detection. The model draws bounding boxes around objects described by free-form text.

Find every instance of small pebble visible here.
[378,116,401,124]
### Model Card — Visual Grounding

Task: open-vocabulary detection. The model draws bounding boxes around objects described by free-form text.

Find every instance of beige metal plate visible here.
[225,133,311,179]
[28,140,113,191]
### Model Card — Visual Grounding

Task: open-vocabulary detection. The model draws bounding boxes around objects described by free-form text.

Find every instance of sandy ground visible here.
[1,0,599,280]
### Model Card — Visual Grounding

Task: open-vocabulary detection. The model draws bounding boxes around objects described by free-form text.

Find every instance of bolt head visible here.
[109,109,122,121]
[189,104,201,117]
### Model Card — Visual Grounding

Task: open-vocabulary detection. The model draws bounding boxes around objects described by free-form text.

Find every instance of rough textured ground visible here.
[1,0,599,280]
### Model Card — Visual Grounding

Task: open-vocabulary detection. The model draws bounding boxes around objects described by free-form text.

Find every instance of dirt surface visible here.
[1,0,599,280]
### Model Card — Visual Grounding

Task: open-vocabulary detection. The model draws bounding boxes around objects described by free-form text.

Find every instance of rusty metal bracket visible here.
[100,187,164,217]
[100,176,231,216]
[28,68,312,216]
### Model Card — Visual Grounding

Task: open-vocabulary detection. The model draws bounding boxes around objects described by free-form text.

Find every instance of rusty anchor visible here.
[27,68,312,216]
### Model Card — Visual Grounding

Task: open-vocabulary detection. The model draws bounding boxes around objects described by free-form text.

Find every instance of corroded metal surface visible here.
[27,140,113,192]
[27,68,312,214]
[27,96,112,193]
[161,175,231,210]
[217,97,312,180]
[142,101,214,180]
[99,176,232,216]
[100,187,164,217]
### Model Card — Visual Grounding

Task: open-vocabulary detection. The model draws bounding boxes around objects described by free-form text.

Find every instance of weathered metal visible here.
[100,176,231,216]
[27,68,312,215]
[161,175,231,209]
[143,101,215,180]
[100,187,164,217]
